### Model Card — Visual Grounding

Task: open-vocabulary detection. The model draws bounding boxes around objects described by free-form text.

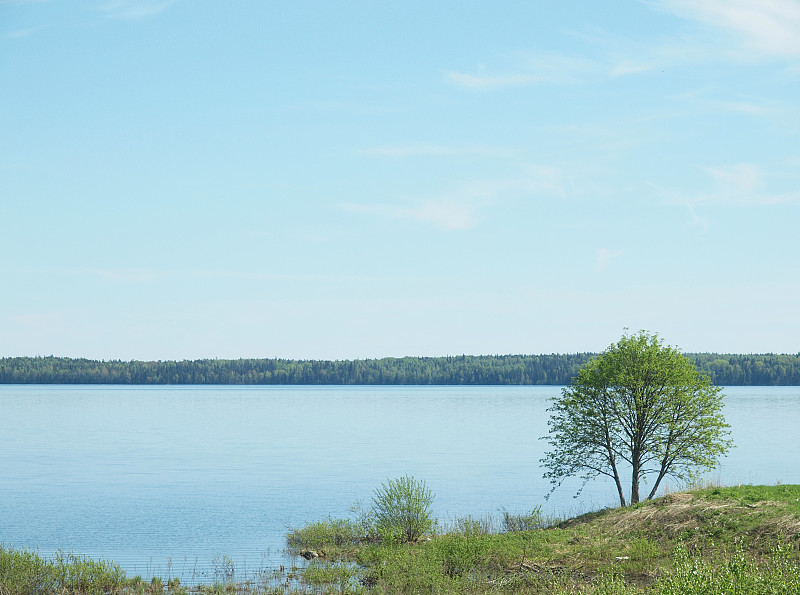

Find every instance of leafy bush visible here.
[372,475,435,543]
[501,505,547,532]
[447,514,496,537]
[654,542,800,595]
[287,518,364,550]
[348,499,377,541]
[0,545,127,595]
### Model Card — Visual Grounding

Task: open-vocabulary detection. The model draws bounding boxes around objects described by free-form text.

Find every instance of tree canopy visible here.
[2,353,800,385]
[541,331,733,507]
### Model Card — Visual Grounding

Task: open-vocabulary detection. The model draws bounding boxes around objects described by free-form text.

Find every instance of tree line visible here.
[1,353,800,385]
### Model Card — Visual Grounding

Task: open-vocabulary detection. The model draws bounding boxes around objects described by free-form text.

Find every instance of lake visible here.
[1,385,798,583]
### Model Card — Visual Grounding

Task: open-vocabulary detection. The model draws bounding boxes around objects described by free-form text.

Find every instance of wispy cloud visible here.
[609,59,659,76]
[100,0,177,20]
[656,162,800,225]
[92,268,170,283]
[697,163,800,204]
[359,144,514,159]
[669,87,783,119]
[596,248,624,272]
[445,71,538,90]
[703,163,762,201]
[477,165,568,198]
[1,25,47,38]
[684,202,709,231]
[714,100,775,115]
[445,52,597,90]
[654,0,800,57]
[22,266,388,285]
[341,165,569,231]
[341,199,482,231]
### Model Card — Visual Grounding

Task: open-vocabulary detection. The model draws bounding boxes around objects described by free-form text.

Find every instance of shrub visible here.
[655,542,800,595]
[287,518,363,550]
[0,546,127,595]
[447,514,496,537]
[372,475,435,543]
[501,505,546,532]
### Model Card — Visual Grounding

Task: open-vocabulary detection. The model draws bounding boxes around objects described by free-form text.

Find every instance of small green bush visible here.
[447,514,496,537]
[0,545,127,595]
[287,518,364,551]
[372,475,435,543]
[501,505,546,532]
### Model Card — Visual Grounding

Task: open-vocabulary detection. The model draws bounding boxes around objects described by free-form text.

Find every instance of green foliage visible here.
[356,532,526,593]
[447,514,496,537]
[4,352,800,385]
[348,499,377,541]
[501,505,548,532]
[655,542,800,594]
[542,330,733,506]
[371,475,435,544]
[301,561,361,593]
[287,518,366,551]
[0,354,594,385]
[430,535,495,579]
[6,484,800,594]
[0,546,127,594]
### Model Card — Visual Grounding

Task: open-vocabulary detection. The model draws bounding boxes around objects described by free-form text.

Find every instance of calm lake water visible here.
[1,385,798,582]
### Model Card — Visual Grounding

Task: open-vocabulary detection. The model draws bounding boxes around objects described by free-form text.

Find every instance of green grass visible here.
[284,484,800,594]
[3,485,799,594]
[286,517,373,560]
[0,546,173,595]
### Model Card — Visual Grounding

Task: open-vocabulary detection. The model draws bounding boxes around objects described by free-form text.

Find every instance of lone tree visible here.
[541,330,732,507]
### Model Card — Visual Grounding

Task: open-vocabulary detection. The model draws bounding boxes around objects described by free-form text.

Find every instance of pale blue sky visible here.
[2,0,799,360]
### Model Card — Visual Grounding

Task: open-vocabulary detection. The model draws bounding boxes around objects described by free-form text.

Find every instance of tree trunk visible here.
[630,457,640,505]
[614,473,627,507]
[646,451,672,500]
[606,431,626,507]
[646,472,666,501]
[610,459,626,507]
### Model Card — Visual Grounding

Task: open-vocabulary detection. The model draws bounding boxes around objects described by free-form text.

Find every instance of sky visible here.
[2,0,799,361]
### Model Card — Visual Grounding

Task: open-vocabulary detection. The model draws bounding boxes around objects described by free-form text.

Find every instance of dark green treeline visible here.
[2,353,800,385]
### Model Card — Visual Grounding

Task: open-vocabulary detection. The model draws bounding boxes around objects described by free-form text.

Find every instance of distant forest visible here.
[2,353,800,386]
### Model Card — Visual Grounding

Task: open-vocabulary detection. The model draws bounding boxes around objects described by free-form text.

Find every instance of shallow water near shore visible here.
[1,385,798,584]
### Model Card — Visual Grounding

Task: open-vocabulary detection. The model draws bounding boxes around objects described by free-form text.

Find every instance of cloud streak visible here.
[445,71,538,90]
[1,25,47,38]
[100,0,177,19]
[699,163,800,205]
[654,0,800,57]
[340,165,569,231]
[359,144,514,159]
[655,163,800,226]
[341,199,482,231]
[596,248,624,271]
[445,51,597,90]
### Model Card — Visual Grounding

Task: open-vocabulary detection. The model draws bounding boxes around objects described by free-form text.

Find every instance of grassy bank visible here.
[2,485,799,594]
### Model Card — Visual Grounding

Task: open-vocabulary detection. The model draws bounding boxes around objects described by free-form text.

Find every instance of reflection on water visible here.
[1,384,797,582]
